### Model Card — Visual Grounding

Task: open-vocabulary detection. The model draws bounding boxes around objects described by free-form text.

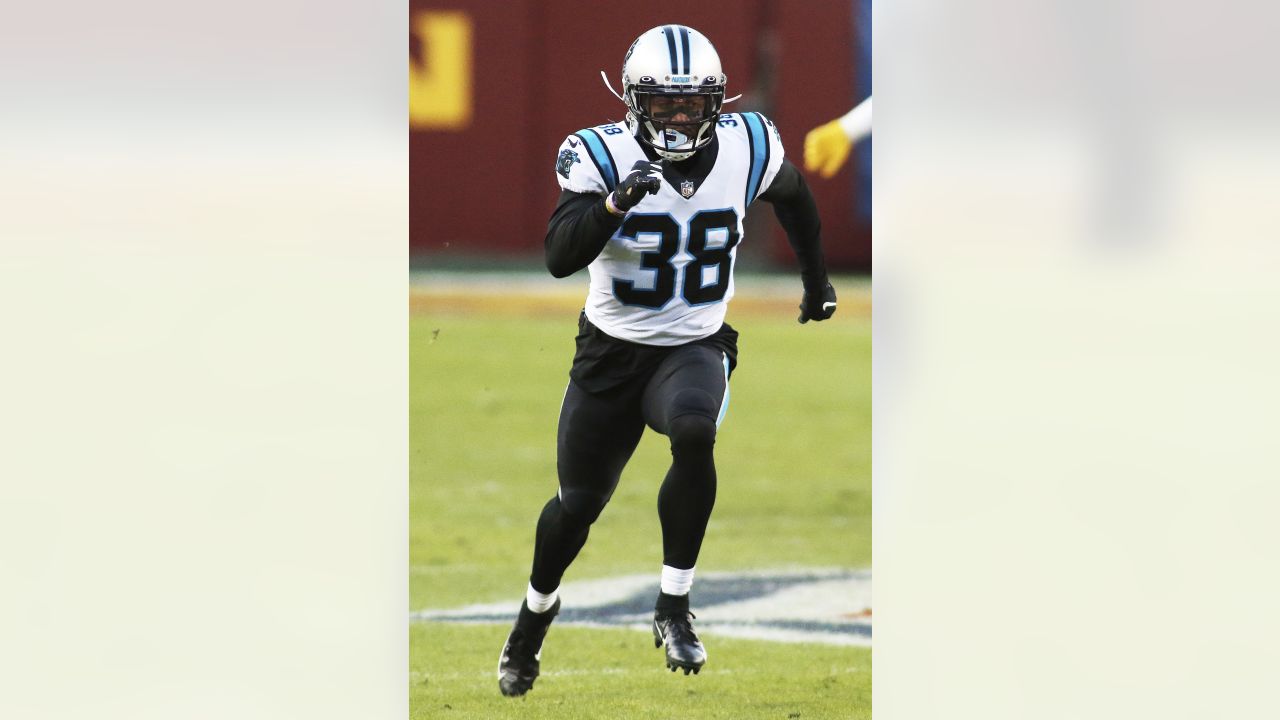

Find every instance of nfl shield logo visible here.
[680,180,695,198]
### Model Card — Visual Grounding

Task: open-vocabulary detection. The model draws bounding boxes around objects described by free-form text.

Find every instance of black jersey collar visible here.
[639,135,720,200]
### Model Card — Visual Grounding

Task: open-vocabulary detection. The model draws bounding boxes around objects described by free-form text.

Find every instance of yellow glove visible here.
[803,120,853,179]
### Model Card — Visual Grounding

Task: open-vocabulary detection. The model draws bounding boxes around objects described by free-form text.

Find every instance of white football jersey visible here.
[554,112,785,345]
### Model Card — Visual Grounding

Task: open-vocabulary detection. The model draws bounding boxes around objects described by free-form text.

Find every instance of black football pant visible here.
[528,344,729,594]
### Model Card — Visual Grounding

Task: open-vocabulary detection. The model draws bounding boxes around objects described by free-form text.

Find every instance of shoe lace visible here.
[662,611,701,643]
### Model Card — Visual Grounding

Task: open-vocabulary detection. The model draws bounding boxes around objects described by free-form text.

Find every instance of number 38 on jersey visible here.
[613,209,740,308]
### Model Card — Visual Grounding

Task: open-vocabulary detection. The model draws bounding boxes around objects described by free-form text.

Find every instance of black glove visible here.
[608,160,662,213]
[798,281,837,324]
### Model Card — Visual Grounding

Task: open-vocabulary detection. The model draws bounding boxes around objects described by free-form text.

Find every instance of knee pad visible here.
[557,488,609,526]
[668,412,717,456]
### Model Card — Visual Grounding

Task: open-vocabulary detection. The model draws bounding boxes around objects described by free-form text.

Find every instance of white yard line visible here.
[413,567,872,647]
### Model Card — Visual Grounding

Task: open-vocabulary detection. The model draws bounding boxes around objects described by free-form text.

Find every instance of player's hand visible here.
[798,282,837,324]
[608,160,663,213]
[803,120,853,179]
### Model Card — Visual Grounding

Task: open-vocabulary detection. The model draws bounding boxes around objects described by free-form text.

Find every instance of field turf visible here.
[411,624,869,720]
[410,277,870,718]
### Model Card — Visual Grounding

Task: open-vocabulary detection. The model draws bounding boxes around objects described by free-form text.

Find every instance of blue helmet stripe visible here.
[663,26,678,74]
[575,129,618,191]
[742,112,768,204]
[679,27,691,75]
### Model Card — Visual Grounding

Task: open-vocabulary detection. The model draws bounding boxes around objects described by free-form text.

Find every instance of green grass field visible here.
[410,278,870,718]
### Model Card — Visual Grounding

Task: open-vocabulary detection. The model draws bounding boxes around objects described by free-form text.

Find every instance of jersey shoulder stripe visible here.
[574,128,619,192]
[741,112,771,206]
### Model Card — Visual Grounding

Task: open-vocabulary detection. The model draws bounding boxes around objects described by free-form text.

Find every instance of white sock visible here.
[660,565,695,596]
[526,583,559,613]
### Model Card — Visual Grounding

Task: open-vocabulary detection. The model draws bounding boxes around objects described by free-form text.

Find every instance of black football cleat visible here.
[652,592,706,675]
[497,598,560,697]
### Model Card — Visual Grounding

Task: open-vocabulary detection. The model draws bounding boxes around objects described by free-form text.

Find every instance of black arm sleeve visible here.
[544,190,625,278]
[758,159,829,288]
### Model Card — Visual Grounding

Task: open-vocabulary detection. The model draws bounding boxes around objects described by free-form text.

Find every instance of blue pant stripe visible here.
[716,353,731,428]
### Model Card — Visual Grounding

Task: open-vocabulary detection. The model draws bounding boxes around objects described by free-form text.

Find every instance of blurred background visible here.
[409,0,872,272]
[9,0,1280,717]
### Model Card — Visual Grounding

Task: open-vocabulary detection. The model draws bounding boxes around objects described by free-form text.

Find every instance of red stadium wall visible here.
[410,0,869,270]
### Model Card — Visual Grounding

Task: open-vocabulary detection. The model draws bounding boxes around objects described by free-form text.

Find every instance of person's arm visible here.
[544,160,663,278]
[838,96,873,143]
[544,190,624,278]
[759,159,838,323]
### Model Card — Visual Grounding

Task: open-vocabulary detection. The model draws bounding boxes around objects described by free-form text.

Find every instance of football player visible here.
[498,24,837,697]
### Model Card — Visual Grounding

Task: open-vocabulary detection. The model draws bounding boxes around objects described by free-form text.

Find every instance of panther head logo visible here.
[557,148,581,179]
